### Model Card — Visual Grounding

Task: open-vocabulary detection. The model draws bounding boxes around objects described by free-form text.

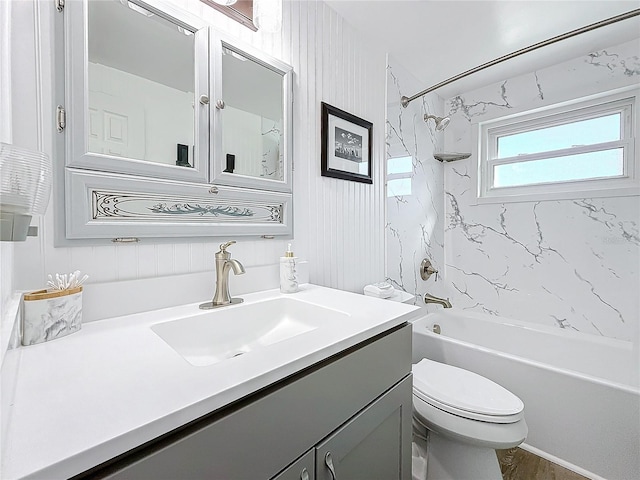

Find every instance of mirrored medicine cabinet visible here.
[56,0,293,244]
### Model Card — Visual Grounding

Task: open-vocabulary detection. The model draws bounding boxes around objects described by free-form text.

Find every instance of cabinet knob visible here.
[215,99,226,110]
[324,452,337,479]
[199,94,210,105]
[300,467,309,480]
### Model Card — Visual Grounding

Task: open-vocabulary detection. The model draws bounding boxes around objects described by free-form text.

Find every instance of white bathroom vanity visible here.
[2,285,421,479]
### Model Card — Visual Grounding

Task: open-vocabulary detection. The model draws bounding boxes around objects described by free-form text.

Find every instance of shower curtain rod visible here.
[400,9,640,108]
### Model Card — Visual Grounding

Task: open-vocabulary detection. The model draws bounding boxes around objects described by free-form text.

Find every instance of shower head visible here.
[424,114,450,131]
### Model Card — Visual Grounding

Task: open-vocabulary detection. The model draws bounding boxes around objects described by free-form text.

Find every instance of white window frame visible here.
[386,155,413,197]
[474,87,640,204]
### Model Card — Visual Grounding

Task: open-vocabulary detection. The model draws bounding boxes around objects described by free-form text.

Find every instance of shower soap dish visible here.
[22,286,83,346]
[433,152,471,163]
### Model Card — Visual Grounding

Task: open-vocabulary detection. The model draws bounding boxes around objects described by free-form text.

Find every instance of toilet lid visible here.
[412,359,524,422]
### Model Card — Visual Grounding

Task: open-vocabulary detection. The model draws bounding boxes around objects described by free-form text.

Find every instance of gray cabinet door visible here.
[272,449,315,480]
[315,375,412,480]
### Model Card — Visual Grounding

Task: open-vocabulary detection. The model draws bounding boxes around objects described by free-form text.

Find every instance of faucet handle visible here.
[219,240,236,253]
[420,259,438,281]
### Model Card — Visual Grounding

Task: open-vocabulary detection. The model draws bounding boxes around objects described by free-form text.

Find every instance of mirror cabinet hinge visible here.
[56,105,66,132]
[55,0,64,12]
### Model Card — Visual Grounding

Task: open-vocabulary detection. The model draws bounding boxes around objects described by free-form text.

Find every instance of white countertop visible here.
[2,284,422,479]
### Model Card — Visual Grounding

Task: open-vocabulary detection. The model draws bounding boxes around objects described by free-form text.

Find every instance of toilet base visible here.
[412,431,502,480]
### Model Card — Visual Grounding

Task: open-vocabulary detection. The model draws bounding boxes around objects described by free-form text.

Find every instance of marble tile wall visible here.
[385,59,448,308]
[443,39,640,343]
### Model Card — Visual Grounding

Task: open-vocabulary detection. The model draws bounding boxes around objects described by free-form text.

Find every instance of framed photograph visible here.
[321,102,373,184]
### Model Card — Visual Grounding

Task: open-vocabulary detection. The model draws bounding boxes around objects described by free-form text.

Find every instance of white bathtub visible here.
[411,309,640,480]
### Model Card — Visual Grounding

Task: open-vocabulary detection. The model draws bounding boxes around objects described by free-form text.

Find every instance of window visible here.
[477,88,639,202]
[387,156,413,197]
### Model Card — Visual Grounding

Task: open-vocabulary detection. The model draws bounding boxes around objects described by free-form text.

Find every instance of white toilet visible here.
[411,358,528,480]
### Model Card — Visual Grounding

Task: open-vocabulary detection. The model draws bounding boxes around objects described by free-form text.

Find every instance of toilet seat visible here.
[412,359,524,424]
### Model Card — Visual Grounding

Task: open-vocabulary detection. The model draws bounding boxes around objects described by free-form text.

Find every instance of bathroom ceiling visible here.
[324,0,640,99]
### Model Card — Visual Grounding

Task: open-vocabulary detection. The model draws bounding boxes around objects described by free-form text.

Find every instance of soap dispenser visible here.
[280,243,298,293]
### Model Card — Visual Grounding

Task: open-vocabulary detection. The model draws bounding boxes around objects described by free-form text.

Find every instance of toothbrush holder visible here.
[22,286,83,346]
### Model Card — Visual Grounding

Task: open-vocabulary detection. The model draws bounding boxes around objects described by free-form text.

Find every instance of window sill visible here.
[473,183,640,205]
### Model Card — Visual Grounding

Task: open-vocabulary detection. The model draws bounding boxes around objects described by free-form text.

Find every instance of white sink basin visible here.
[151,297,350,366]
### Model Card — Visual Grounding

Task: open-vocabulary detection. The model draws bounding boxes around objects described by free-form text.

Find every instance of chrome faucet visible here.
[200,241,245,309]
[423,293,452,308]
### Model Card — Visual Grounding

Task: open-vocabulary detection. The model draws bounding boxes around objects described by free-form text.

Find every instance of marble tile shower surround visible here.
[385,60,448,308]
[443,39,640,343]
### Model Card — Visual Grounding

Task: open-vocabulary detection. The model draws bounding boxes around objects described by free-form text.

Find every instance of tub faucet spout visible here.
[424,293,452,308]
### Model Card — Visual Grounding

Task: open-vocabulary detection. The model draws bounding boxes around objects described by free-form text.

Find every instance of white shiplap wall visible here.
[13,0,387,297]
[1,0,13,329]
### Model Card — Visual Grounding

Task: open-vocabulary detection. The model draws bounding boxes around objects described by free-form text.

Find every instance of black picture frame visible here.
[321,102,373,184]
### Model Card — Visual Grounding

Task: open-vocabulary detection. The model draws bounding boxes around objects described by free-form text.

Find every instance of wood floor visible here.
[497,448,590,480]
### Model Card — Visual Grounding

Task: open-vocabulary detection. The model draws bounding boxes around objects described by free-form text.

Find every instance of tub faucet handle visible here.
[420,259,438,281]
